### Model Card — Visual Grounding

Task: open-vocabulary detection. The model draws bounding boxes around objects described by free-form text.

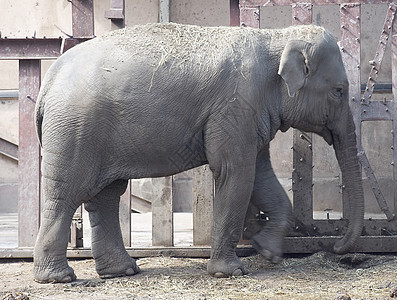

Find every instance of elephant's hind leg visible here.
[84,179,140,279]
[33,176,79,283]
[249,148,293,263]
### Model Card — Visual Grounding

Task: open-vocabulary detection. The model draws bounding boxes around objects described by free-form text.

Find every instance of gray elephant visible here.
[33,23,364,283]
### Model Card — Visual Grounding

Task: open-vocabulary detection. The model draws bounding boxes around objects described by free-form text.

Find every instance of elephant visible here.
[33,23,364,283]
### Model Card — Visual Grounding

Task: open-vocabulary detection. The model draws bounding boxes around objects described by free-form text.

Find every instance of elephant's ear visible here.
[278,40,311,98]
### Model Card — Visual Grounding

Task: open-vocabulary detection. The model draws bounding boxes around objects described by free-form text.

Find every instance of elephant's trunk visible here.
[331,111,364,254]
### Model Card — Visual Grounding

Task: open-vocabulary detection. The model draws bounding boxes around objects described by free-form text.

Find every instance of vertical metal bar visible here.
[239,4,260,240]
[18,59,41,247]
[152,177,173,246]
[159,0,171,23]
[68,0,95,248]
[339,3,361,219]
[392,3,397,213]
[230,0,240,27]
[71,0,95,38]
[292,133,314,223]
[239,6,260,28]
[120,181,131,247]
[192,166,214,246]
[291,4,313,224]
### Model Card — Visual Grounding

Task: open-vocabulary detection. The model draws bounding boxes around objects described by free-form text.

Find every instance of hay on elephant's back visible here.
[99,23,327,69]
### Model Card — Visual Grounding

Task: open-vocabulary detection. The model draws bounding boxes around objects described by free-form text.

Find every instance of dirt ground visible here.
[1,252,397,300]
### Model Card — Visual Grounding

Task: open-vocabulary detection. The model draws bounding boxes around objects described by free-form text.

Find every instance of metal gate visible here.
[1,0,397,258]
[237,0,397,252]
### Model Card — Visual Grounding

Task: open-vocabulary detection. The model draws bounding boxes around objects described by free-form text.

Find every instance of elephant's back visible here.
[95,23,265,68]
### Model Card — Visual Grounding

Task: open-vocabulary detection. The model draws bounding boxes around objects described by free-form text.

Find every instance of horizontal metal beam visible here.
[0,90,18,99]
[289,218,397,237]
[240,0,394,7]
[0,38,62,60]
[0,246,256,259]
[0,137,18,161]
[284,236,397,253]
[1,236,397,258]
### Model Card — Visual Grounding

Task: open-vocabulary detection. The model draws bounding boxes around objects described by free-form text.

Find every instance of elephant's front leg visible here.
[250,147,293,263]
[84,180,140,278]
[206,147,256,278]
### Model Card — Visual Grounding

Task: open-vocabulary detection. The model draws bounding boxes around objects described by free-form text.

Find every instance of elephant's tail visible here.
[34,90,45,146]
[34,59,60,146]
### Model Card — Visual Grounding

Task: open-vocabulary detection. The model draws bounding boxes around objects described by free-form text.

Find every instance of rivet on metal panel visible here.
[299,157,304,162]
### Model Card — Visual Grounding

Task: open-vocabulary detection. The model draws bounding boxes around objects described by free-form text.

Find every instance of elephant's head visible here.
[278,30,364,254]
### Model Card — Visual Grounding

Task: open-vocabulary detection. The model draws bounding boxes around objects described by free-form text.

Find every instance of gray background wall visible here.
[0,1,393,216]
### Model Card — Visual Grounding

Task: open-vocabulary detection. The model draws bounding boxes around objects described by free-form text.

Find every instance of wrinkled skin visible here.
[33,23,364,283]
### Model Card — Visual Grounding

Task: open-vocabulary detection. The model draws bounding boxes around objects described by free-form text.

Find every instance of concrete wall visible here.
[0,1,394,216]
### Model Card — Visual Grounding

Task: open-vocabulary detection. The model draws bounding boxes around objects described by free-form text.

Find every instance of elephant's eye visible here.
[329,87,344,102]
[336,87,343,98]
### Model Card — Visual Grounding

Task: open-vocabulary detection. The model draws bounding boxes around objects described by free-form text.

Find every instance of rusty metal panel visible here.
[291,2,312,25]
[18,60,41,248]
[230,0,241,26]
[240,6,260,27]
[0,38,62,60]
[71,0,95,38]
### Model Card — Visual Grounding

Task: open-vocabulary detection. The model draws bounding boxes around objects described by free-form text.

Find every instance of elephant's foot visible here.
[207,255,248,278]
[251,229,284,264]
[34,258,77,283]
[95,252,140,279]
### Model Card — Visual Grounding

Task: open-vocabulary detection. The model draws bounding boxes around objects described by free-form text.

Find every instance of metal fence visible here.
[1,0,397,258]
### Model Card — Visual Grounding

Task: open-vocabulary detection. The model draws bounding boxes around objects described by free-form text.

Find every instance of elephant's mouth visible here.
[320,127,333,145]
